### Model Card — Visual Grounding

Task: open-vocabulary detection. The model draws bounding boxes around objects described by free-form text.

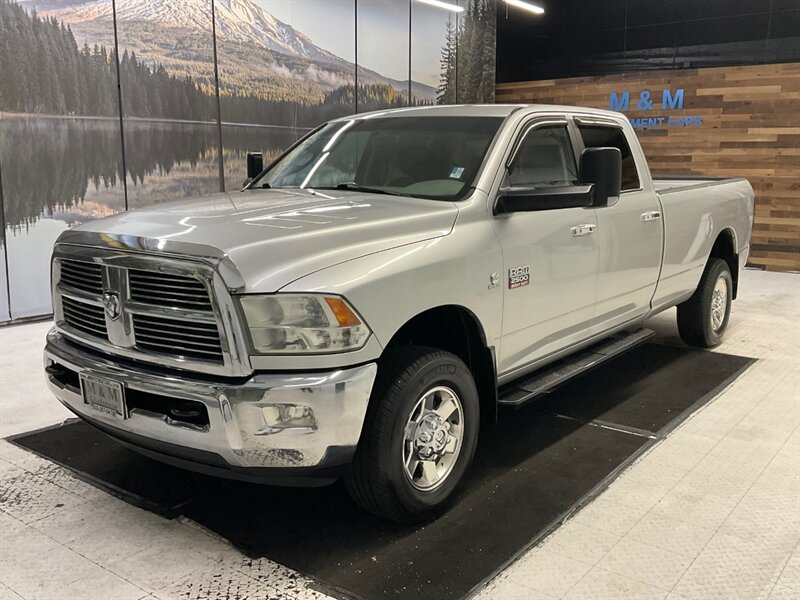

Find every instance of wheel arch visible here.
[383,304,498,425]
[710,227,739,299]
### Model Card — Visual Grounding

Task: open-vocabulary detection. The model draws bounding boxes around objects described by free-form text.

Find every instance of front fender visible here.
[280,220,504,352]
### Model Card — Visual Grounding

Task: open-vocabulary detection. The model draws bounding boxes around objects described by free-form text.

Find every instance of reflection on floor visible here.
[1,269,798,600]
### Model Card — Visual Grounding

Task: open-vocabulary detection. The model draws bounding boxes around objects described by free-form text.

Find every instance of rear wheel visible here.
[677,258,733,348]
[345,346,479,522]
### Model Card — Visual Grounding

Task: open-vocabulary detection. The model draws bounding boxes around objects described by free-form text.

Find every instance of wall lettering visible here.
[608,88,702,129]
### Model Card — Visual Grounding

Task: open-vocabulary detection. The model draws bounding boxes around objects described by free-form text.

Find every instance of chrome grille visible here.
[59,260,102,294]
[129,269,213,311]
[55,254,232,370]
[61,296,107,339]
[132,314,223,362]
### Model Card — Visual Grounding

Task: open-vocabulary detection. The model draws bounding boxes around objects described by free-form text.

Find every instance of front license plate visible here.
[80,374,127,420]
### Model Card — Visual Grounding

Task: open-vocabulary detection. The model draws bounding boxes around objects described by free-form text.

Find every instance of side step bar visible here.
[497,328,655,407]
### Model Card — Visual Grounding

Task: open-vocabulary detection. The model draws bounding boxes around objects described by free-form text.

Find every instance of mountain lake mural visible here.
[0,0,497,320]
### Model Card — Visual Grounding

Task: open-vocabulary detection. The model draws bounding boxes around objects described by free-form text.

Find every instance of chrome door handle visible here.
[641,211,662,222]
[571,224,597,237]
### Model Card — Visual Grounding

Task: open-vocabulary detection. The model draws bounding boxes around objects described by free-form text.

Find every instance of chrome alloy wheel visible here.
[402,385,464,491]
[710,275,729,332]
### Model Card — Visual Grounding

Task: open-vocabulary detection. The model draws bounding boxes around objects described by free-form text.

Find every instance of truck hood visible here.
[66,188,459,292]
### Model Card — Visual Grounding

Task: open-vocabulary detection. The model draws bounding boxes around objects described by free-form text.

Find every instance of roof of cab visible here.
[332,104,625,121]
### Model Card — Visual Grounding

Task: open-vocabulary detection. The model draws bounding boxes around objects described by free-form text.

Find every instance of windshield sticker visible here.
[449,166,465,179]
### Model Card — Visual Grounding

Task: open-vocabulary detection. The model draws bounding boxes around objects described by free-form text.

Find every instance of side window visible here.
[578,125,641,191]
[508,125,578,188]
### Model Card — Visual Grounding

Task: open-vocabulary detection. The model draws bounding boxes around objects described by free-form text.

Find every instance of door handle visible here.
[641,211,662,222]
[571,224,597,237]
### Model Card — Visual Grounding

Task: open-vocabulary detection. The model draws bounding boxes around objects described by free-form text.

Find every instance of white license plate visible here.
[80,374,127,420]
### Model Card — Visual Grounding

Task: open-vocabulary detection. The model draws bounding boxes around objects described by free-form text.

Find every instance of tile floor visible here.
[1,269,798,600]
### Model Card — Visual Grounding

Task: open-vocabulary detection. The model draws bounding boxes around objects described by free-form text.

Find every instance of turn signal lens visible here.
[324,296,362,327]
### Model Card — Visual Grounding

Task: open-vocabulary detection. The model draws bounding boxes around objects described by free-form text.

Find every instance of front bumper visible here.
[44,329,377,482]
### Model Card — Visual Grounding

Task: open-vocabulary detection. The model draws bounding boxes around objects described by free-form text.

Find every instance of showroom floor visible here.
[1,269,798,600]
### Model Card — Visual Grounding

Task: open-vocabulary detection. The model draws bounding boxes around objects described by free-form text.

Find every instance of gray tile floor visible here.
[1,269,798,600]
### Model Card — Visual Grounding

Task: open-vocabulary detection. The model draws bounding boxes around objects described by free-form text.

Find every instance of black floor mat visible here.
[9,344,754,600]
[533,344,753,434]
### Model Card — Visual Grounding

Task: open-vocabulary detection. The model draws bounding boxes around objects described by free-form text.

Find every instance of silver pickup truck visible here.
[44,105,754,521]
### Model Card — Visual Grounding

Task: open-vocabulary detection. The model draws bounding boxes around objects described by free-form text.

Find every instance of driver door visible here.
[492,119,600,378]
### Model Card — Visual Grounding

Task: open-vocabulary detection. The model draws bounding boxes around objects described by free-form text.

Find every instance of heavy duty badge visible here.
[508,265,530,289]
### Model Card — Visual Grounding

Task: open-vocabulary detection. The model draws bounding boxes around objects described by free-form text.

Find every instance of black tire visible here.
[677,258,733,348]
[345,346,480,523]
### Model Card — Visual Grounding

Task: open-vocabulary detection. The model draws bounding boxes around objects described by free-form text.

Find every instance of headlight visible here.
[238,294,371,354]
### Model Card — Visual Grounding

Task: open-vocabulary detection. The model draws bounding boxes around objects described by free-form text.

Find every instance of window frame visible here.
[505,121,580,190]
[493,117,587,215]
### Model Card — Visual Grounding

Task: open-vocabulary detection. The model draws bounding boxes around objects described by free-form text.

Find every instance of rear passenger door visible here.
[575,119,663,330]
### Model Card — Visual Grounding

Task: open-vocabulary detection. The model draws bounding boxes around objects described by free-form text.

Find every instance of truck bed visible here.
[653,176,748,195]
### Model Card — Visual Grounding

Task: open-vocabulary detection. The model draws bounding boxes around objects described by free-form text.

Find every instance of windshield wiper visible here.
[314,183,409,197]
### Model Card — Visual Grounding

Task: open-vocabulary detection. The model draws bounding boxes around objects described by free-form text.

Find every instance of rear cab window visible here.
[577,125,641,191]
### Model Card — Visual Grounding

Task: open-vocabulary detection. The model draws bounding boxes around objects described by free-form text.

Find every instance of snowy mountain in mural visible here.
[39,0,343,64]
[22,0,435,101]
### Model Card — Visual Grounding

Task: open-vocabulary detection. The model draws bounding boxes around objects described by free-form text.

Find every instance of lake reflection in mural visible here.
[0,115,303,318]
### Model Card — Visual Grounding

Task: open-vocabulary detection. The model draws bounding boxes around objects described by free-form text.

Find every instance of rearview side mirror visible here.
[244,151,264,187]
[580,147,621,207]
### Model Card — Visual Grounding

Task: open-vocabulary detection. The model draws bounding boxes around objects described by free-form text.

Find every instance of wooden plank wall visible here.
[496,63,800,272]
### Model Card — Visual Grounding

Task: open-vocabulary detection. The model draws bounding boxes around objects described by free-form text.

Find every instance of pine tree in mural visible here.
[438,18,458,104]
[437,0,496,105]
[478,0,497,102]
[0,1,118,116]
[1,0,433,126]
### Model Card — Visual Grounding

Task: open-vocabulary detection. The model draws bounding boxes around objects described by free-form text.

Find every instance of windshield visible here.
[252,116,504,200]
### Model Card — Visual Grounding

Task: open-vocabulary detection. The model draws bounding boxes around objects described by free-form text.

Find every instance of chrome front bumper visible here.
[44,329,377,478]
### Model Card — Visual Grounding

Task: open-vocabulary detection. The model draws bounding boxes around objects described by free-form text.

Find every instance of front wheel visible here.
[345,346,479,522]
[677,258,733,348]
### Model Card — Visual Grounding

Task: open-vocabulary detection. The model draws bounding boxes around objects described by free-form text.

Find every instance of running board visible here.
[497,329,655,407]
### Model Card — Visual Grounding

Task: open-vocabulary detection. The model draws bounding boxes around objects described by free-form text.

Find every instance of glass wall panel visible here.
[0,0,499,323]
[412,0,497,105]
[216,0,356,190]
[0,255,8,322]
[455,0,495,103]
[410,0,450,105]
[115,0,221,208]
[0,1,125,319]
[0,170,9,320]
[357,0,410,112]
